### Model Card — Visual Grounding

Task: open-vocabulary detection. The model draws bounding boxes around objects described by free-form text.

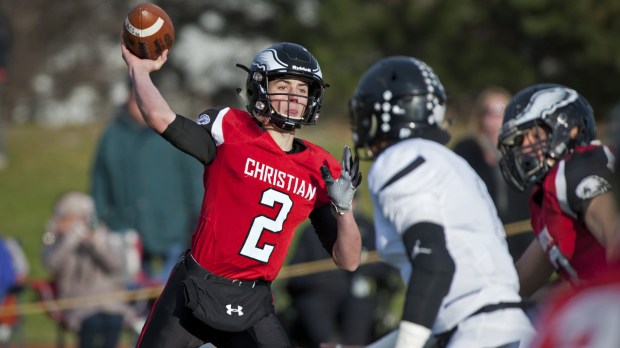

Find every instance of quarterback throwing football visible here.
[121,40,362,348]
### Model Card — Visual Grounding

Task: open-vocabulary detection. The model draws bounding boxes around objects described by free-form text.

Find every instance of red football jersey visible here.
[529,265,620,348]
[530,143,614,283]
[190,108,340,281]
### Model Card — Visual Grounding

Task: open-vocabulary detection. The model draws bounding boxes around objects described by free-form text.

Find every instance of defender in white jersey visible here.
[348,56,535,348]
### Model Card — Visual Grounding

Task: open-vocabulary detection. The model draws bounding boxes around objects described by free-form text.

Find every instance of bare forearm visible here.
[606,229,620,262]
[121,41,175,134]
[584,193,620,263]
[515,240,554,297]
[331,211,361,271]
[128,66,176,133]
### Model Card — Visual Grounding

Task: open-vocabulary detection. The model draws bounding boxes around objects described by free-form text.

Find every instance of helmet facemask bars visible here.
[498,122,551,191]
[237,42,327,132]
[497,84,597,191]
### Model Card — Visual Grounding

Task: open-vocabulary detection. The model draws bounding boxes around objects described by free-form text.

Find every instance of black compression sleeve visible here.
[308,205,338,256]
[401,222,455,328]
[161,114,217,165]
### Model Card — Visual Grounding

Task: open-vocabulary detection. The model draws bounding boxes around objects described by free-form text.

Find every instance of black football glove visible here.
[320,146,362,215]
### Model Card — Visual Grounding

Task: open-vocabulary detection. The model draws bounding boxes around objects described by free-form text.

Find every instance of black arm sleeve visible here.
[401,222,455,328]
[308,205,338,256]
[565,147,615,221]
[161,114,217,166]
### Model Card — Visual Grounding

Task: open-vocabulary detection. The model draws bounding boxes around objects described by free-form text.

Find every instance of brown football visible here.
[122,2,175,60]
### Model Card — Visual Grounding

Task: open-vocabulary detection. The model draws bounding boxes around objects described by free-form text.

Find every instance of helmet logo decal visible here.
[575,175,611,200]
[252,71,264,82]
[261,49,287,72]
[256,47,322,76]
[292,65,311,72]
[197,113,211,125]
[517,87,578,125]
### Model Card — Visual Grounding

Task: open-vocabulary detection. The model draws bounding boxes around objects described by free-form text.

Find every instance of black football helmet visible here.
[498,83,596,192]
[236,42,327,132]
[349,56,449,160]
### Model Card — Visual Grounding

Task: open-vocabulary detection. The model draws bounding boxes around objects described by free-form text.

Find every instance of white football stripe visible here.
[124,17,164,38]
[516,87,577,124]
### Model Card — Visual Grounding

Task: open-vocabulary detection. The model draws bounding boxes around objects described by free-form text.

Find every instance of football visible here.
[122,2,175,60]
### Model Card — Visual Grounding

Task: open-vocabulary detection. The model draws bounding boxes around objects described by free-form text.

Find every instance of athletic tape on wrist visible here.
[395,321,432,348]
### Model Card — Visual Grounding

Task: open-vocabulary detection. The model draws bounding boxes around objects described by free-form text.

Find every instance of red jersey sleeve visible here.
[189,107,341,281]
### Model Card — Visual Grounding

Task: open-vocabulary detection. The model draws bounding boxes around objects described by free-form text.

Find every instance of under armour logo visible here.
[411,240,432,259]
[226,304,244,316]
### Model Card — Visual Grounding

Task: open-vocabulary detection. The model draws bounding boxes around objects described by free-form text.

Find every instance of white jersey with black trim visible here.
[368,137,522,333]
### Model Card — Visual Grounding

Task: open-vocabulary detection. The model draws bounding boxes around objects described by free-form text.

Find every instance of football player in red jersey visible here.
[528,264,620,348]
[497,83,620,297]
[121,40,362,348]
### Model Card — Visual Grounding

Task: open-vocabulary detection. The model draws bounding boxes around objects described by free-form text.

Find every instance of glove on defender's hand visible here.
[321,146,362,215]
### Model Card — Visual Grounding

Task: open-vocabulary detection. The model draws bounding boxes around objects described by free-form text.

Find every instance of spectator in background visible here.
[0,235,28,344]
[41,191,142,348]
[0,237,28,286]
[0,238,17,304]
[91,82,204,284]
[453,86,534,261]
[285,195,401,347]
[0,236,18,345]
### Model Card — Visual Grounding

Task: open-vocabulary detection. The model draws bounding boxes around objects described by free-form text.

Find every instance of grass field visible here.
[0,120,391,346]
[0,122,109,345]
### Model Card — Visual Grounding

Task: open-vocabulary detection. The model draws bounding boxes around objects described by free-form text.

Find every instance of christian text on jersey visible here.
[244,158,317,200]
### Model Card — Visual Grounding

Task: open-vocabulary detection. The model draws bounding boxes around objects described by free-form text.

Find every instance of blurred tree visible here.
[0,0,619,124]
[271,0,620,121]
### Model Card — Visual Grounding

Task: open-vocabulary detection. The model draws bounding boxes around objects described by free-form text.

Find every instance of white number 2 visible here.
[240,188,293,262]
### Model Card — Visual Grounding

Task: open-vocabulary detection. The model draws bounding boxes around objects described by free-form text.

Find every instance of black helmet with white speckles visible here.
[349,56,449,159]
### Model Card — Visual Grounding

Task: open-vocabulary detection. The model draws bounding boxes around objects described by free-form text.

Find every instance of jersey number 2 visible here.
[240,188,293,262]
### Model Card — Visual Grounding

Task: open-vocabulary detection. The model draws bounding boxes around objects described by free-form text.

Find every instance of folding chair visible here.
[30,279,70,348]
[0,285,25,348]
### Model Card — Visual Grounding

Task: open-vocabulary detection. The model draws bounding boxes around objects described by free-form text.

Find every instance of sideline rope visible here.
[0,286,163,318]
[503,219,533,237]
[0,219,532,318]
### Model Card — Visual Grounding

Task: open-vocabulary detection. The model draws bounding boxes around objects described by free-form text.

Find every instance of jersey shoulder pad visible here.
[199,107,259,145]
[563,145,614,217]
[195,106,229,127]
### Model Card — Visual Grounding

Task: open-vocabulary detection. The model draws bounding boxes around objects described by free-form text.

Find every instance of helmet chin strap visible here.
[268,114,299,133]
[255,113,297,133]
[266,99,305,133]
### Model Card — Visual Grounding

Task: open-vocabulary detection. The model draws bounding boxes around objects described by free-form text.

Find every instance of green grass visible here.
[0,122,106,345]
[0,123,104,276]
